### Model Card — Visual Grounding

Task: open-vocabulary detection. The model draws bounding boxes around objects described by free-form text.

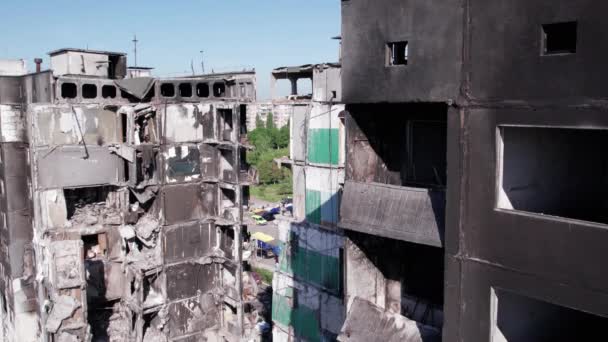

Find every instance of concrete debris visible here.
[130,186,158,204]
[46,295,80,333]
[134,213,160,247]
[118,225,136,240]
[338,297,440,342]
[57,332,79,342]
[108,143,135,163]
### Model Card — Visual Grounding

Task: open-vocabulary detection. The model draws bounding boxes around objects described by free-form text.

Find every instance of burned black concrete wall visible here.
[341,0,463,103]
[440,1,608,341]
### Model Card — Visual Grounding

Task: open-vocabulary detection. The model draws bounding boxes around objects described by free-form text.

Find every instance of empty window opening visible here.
[102,85,117,99]
[196,83,210,97]
[220,227,235,259]
[82,84,97,99]
[220,148,236,182]
[220,187,238,222]
[142,311,164,340]
[160,83,175,97]
[240,83,246,97]
[221,188,236,208]
[348,103,447,188]
[64,186,112,221]
[542,21,577,55]
[491,289,607,341]
[406,121,448,187]
[166,145,200,181]
[213,82,226,97]
[239,105,248,137]
[296,78,312,97]
[387,41,409,66]
[498,126,608,225]
[142,273,164,308]
[179,83,193,97]
[347,231,444,329]
[135,147,158,185]
[82,233,107,260]
[121,113,128,143]
[242,186,250,207]
[61,82,77,99]
[219,109,234,141]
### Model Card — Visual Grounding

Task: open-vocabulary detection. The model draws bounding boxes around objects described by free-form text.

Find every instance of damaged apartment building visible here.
[0,48,260,341]
[269,64,346,342]
[339,0,608,341]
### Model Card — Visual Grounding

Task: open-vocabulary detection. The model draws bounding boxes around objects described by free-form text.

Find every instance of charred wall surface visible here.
[445,1,608,339]
[340,0,608,341]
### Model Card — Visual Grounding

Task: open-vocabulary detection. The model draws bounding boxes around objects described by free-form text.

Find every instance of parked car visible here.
[252,215,267,225]
[268,207,281,215]
[261,212,275,221]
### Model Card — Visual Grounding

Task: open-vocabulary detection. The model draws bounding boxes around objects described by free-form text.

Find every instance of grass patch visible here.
[251,183,291,203]
[254,266,274,285]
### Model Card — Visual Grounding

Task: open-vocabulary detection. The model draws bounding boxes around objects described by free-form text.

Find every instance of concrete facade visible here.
[270,64,346,342]
[0,48,259,342]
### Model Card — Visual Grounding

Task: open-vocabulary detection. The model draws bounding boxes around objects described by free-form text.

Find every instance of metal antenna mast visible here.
[132,34,139,67]
[200,50,205,74]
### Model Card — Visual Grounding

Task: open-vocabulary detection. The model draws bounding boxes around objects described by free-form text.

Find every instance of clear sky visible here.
[0,0,341,99]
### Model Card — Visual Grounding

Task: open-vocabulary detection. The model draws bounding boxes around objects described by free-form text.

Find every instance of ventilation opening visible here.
[179,83,192,98]
[491,289,607,341]
[387,41,409,66]
[542,21,577,55]
[61,82,77,99]
[197,83,210,98]
[82,84,97,99]
[497,126,608,225]
[213,82,226,97]
[160,83,175,97]
[102,85,117,99]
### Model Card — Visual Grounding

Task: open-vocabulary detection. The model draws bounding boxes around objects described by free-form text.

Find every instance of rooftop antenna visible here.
[132,34,139,67]
[200,50,205,74]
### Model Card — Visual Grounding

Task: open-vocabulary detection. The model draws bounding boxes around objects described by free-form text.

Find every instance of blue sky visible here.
[0,1,341,99]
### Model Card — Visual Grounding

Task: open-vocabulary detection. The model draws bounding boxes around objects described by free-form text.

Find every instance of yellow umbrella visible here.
[251,232,274,243]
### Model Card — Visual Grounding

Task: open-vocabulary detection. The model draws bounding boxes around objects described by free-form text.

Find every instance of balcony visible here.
[339,181,445,247]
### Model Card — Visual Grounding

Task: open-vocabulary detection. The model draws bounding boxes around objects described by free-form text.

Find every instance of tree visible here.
[266,112,275,130]
[255,114,264,129]
[276,122,290,149]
